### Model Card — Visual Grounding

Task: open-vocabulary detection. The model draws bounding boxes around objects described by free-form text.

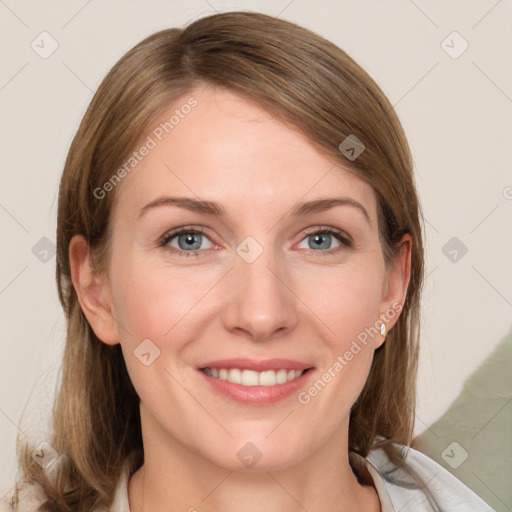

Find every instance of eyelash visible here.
[158,226,352,258]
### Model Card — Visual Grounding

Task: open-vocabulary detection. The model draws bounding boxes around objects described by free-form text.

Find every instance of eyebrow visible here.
[138,195,370,223]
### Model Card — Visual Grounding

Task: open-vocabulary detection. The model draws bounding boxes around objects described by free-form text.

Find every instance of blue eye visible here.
[298,228,352,253]
[159,226,351,258]
[161,228,214,257]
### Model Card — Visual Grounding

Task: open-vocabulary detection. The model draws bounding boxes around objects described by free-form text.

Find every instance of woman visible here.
[6,11,494,512]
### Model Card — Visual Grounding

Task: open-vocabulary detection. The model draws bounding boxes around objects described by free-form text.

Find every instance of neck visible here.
[128,409,381,512]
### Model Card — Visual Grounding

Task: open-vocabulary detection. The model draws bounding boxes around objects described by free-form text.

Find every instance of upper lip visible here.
[198,358,314,372]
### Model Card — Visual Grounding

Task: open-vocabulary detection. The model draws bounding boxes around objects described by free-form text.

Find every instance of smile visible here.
[201,367,305,386]
[197,358,314,404]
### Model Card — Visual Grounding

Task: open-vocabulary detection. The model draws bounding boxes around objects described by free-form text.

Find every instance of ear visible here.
[69,234,120,345]
[374,234,412,349]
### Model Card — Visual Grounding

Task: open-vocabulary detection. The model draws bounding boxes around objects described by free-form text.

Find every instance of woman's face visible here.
[80,85,408,471]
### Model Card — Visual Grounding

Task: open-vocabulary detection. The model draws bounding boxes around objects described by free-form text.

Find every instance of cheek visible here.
[111,261,206,342]
[293,259,384,409]
[294,266,382,439]
[109,260,220,388]
[296,259,385,346]
[111,265,203,417]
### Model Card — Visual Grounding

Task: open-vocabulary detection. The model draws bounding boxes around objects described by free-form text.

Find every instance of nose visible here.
[221,245,298,342]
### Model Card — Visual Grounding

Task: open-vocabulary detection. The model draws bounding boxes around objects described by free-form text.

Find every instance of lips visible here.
[197,358,315,405]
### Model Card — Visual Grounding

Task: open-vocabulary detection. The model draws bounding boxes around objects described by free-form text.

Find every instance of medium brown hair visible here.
[13,11,423,511]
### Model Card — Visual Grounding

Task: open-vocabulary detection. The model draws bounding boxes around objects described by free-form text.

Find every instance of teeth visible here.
[228,368,241,384]
[258,370,276,386]
[202,367,305,386]
[276,369,288,384]
[241,370,259,386]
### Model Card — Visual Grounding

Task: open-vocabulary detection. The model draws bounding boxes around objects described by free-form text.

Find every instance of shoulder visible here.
[366,444,496,511]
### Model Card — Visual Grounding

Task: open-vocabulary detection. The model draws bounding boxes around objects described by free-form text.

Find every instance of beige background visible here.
[1,0,511,510]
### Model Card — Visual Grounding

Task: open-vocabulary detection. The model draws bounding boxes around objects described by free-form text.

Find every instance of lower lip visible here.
[198,369,315,405]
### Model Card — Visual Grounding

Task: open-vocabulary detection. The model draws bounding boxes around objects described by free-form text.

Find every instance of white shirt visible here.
[363,445,495,511]
[2,445,495,511]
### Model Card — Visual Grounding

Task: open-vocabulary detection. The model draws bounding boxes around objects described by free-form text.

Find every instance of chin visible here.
[200,432,313,473]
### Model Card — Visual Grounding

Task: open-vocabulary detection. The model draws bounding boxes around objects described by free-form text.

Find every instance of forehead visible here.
[113,86,378,225]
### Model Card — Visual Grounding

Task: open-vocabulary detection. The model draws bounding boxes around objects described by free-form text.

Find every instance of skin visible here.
[70,85,411,512]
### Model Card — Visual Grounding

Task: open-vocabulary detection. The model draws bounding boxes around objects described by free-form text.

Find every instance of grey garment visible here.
[360,444,496,511]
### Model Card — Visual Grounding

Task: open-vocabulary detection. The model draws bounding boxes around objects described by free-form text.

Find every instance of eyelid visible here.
[161,224,204,238]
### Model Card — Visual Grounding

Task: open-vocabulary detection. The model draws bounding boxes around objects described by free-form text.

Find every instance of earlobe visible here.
[375,234,412,349]
[68,235,120,345]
